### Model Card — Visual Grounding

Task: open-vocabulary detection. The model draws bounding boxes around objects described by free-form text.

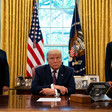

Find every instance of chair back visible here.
[32,65,38,80]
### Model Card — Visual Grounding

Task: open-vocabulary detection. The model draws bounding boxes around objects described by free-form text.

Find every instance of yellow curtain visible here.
[1,0,33,94]
[80,0,112,81]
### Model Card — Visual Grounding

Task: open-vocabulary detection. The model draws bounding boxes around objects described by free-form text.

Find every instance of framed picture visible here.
[74,76,85,89]
[75,80,82,89]
[84,75,99,85]
[81,80,88,89]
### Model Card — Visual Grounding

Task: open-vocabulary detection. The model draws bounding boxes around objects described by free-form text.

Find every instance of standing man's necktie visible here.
[52,70,56,84]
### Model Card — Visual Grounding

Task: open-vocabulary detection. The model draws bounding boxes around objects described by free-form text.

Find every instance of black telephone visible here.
[85,82,110,101]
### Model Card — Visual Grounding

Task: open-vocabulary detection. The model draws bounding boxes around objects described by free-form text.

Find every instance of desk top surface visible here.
[0,95,112,112]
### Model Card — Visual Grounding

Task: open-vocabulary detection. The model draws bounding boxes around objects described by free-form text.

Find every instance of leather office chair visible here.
[32,65,38,80]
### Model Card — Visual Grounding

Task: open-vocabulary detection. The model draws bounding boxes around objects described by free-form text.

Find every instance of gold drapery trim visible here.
[80,0,112,81]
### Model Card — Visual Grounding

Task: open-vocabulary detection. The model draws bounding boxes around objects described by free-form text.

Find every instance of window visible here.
[37,0,75,65]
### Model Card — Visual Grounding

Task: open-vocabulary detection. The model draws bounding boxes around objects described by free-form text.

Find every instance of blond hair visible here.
[47,49,62,58]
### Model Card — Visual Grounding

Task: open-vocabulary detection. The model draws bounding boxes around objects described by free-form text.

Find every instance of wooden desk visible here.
[15,86,31,94]
[0,95,112,112]
[15,86,85,94]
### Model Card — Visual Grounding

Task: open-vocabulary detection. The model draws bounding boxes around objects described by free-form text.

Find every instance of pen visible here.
[106,86,112,94]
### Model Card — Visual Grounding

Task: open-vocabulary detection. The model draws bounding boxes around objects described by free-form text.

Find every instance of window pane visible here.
[39,0,50,8]
[63,9,74,27]
[41,28,50,44]
[63,28,70,44]
[51,0,62,8]
[39,9,50,27]
[51,28,62,44]
[63,0,75,8]
[51,9,62,27]
[62,47,69,65]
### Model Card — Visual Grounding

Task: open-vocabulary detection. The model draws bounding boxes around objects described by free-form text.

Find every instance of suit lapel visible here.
[57,65,64,85]
[46,65,53,83]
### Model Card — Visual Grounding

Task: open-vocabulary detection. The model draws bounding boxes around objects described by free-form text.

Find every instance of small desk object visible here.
[70,94,92,103]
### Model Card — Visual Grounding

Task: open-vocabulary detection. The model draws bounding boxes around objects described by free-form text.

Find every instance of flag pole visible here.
[33,0,36,48]
[75,0,77,41]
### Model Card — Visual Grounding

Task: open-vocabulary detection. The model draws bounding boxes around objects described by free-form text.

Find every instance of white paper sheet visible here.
[37,98,61,102]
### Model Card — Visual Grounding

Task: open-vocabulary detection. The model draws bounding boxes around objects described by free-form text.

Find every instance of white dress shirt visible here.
[50,68,60,96]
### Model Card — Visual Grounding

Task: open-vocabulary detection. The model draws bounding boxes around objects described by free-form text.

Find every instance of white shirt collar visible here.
[51,68,59,73]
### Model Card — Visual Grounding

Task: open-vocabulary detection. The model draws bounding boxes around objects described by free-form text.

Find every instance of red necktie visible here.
[52,70,56,84]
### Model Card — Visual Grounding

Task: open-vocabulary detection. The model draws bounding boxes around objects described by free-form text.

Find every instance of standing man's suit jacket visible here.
[31,64,75,95]
[0,49,9,94]
[105,42,112,99]
[105,42,112,82]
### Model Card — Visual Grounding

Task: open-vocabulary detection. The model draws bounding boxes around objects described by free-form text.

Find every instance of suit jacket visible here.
[31,64,75,95]
[0,49,9,94]
[105,42,112,82]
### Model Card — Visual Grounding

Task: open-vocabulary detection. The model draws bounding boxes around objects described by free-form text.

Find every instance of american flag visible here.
[70,45,77,57]
[27,0,45,77]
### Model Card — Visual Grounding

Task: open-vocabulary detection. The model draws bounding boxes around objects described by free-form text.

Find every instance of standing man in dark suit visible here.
[31,49,75,96]
[105,42,112,98]
[105,42,112,83]
[0,49,9,94]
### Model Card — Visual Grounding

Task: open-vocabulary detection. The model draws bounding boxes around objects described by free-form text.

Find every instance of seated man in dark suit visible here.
[0,49,9,94]
[31,49,75,96]
[105,42,112,98]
